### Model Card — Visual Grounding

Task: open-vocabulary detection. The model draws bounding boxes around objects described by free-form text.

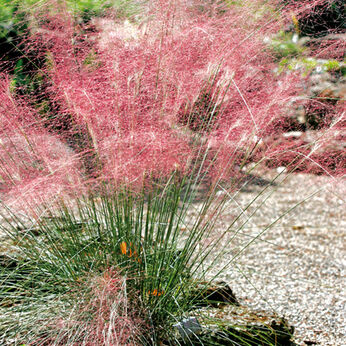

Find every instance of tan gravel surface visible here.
[191,172,345,345]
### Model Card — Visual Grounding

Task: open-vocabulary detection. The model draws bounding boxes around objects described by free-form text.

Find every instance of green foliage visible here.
[0,160,297,344]
[65,0,144,22]
[323,59,345,75]
[0,0,143,42]
[0,0,20,39]
[270,32,305,59]
[10,58,45,92]
[0,173,220,343]
[83,49,103,71]
[278,57,346,76]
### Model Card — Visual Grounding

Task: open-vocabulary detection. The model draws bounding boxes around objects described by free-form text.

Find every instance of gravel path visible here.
[197,172,345,345]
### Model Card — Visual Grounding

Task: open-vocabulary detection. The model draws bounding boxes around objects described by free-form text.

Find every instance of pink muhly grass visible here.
[1,0,344,204]
[0,74,82,212]
[29,1,291,184]
[50,269,145,345]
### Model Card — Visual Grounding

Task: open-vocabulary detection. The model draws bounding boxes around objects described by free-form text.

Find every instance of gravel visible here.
[193,172,345,345]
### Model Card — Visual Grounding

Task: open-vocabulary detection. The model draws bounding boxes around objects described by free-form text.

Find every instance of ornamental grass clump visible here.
[0,0,344,344]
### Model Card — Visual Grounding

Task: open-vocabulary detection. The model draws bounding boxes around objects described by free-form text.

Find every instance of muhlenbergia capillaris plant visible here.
[0,0,344,344]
